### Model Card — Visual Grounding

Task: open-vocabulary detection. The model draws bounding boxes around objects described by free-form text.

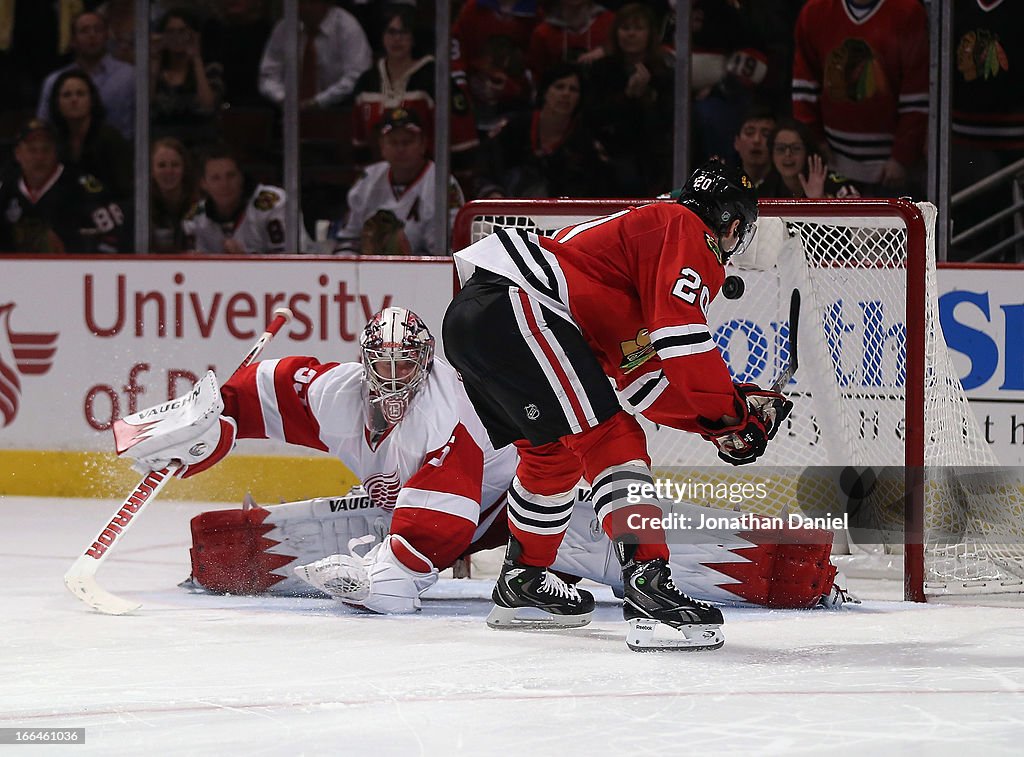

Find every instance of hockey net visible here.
[452,198,1024,601]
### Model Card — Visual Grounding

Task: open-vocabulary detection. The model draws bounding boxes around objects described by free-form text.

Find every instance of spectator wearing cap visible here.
[259,0,372,110]
[331,108,465,256]
[0,119,129,254]
[36,11,136,139]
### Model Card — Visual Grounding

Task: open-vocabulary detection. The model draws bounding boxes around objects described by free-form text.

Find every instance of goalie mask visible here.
[677,159,759,263]
[361,306,435,433]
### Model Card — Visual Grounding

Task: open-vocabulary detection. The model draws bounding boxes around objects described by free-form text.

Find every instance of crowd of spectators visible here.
[0,1,1018,260]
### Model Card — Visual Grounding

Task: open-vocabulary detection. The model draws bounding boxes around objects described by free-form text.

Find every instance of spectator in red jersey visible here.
[949,0,1024,260]
[791,0,928,196]
[47,69,133,203]
[475,62,612,199]
[585,2,674,196]
[758,118,861,199]
[351,5,477,166]
[453,0,541,86]
[526,0,613,83]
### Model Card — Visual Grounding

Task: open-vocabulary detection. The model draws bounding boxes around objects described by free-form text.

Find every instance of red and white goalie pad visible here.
[189,489,841,609]
[188,490,392,596]
[554,496,839,609]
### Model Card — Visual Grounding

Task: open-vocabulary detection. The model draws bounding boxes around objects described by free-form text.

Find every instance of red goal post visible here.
[452,198,1021,602]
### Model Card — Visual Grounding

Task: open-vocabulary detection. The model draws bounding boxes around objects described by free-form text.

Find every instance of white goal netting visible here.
[454,199,1024,599]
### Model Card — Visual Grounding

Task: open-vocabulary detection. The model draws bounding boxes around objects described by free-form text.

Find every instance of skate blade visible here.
[486,604,593,630]
[625,618,724,652]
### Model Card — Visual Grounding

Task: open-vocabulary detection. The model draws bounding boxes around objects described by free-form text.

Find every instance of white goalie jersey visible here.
[221,356,515,563]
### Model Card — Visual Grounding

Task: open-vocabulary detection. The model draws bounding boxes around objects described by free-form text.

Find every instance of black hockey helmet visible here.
[676,159,758,262]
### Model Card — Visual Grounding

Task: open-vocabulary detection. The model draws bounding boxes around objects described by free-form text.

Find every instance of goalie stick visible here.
[770,288,800,393]
[63,307,294,615]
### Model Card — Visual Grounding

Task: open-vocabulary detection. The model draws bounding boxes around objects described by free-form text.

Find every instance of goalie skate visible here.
[622,558,725,652]
[487,538,595,629]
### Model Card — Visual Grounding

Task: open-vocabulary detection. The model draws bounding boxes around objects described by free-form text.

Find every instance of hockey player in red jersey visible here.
[443,160,792,650]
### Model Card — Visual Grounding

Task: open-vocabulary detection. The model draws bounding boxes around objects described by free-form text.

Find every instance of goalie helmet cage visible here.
[452,198,1024,603]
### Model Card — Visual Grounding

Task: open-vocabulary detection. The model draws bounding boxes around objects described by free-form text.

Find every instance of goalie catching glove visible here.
[699,382,792,466]
[293,533,439,614]
[112,370,237,478]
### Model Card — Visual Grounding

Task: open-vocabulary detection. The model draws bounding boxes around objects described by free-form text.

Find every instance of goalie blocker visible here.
[186,487,848,610]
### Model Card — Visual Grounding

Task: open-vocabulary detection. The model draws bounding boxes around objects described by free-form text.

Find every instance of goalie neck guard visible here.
[361,306,435,434]
[676,159,758,263]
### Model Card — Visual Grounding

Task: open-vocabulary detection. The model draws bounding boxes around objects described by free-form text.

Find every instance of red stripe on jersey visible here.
[404,422,485,506]
[390,507,477,570]
[516,289,590,430]
[270,358,328,451]
[223,363,268,439]
[223,357,330,451]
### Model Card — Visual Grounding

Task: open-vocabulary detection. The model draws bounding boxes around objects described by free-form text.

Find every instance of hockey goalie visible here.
[114,306,848,618]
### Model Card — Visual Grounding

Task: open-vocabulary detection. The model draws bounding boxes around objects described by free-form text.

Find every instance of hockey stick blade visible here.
[770,289,800,393]
[63,307,293,614]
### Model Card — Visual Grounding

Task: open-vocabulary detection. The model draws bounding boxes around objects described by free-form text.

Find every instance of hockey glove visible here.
[698,395,769,466]
[112,370,237,478]
[734,381,793,440]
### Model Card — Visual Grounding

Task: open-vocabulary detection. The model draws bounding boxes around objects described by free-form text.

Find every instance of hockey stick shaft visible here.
[770,288,800,393]
[64,307,294,614]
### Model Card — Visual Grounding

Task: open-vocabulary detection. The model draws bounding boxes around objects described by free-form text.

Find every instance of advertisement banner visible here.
[0,256,453,453]
[1,258,1022,466]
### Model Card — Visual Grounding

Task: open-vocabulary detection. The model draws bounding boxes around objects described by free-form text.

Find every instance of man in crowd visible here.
[183,145,313,253]
[332,108,464,256]
[0,119,128,254]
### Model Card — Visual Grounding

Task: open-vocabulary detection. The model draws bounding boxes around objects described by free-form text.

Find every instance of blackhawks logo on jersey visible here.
[704,231,722,261]
[619,328,655,374]
[79,174,104,194]
[253,190,281,211]
[957,29,1009,82]
[824,38,888,102]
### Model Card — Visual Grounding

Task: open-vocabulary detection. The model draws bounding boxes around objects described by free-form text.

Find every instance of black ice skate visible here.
[487,538,595,629]
[618,540,725,652]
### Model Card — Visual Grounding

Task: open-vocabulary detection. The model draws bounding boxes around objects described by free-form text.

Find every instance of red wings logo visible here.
[363,470,403,511]
[0,303,59,428]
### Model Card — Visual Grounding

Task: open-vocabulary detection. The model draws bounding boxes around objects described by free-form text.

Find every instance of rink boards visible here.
[1,255,1023,500]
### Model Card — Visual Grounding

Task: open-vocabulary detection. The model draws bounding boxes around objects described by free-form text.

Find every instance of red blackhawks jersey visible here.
[791,0,929,184]
[454,202,739,429]
[221,356,516,566]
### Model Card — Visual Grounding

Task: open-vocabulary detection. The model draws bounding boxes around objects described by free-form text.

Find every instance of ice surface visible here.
[3,496,1024,755]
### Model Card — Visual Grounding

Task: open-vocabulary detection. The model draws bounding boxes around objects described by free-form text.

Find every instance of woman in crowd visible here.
[476,62,611,198]
[47,70,133,202]
[759,118,861,199]
[585,2,673,196]
[351,6,476,165]
[149,137,199,253]
[150,7,224,147]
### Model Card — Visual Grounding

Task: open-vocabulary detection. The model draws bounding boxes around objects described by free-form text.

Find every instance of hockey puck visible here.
[722,275,745,300]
